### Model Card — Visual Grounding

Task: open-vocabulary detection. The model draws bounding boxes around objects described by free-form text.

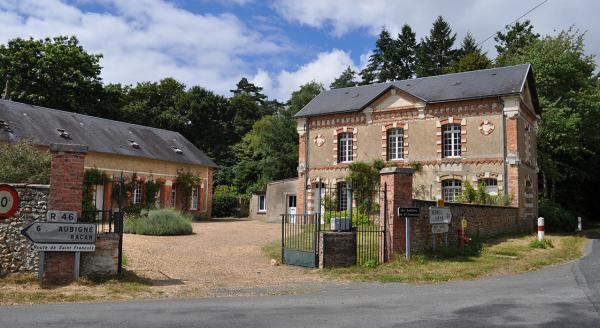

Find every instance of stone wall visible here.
[319,231,356,268]
[408,200,521,252]
[81,234,119,275]
[0,184,49,274]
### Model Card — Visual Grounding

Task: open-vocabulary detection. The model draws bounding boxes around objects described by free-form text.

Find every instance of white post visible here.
[405,217,411,261]
[537,217,545,241]
[578,217,582,232]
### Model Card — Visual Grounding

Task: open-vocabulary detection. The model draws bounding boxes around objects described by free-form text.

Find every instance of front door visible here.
[287,195,297,215]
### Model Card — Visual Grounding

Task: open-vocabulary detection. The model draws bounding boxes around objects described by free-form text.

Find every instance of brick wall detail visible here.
[319,231,357,268]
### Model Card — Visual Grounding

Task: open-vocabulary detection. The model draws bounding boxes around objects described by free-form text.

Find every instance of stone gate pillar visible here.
[44,143,87,281]
[380,167,414,261]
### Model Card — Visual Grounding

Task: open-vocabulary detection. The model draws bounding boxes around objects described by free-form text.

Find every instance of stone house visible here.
[0,100,216,218]
[295,64,539,225]
[249,178,298,221]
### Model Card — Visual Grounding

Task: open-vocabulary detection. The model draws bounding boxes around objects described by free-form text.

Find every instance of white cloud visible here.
[251,49,357,101]
[272,0,600,57]
[0,0,283,95]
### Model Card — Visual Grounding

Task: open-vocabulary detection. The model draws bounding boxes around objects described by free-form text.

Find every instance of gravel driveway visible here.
[123,219,317,295]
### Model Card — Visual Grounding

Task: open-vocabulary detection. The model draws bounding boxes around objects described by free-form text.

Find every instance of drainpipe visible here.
[500,97,509,194]
[303,119,310,214]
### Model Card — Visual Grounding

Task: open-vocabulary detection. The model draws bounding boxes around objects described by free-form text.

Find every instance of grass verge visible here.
[262,240,282,262]
[321,233,588,283]
[0,271,157,305]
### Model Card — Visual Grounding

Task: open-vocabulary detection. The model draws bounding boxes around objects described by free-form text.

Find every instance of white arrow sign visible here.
[429,207,452,224]
[21,222,96,244]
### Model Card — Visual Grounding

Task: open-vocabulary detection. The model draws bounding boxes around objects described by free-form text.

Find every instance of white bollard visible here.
[538,217,545,241]
[578,217,582,232]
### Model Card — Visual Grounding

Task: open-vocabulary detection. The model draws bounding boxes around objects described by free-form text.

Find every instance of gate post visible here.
[45,143,88,281]
[379,167,414,261]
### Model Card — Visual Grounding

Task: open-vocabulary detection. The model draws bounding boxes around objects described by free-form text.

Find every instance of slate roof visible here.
[296,64,539,117]
[0,100,217,167]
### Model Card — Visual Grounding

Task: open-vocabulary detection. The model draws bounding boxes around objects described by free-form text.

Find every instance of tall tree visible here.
[393,24,418,79]
[286,81,324,116]
[494,20,540,64]
[230,77,268,105]
[0,36,104,116]
[330,67,358,89]
[415,16,458,77]
[445,32,491,73]
[500,29,599,217]
[360,28,396,84]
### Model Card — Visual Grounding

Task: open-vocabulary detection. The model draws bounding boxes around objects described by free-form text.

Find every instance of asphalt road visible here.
[2,240,599,328]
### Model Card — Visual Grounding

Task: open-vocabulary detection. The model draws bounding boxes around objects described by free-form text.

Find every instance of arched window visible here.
[442,179,462,203]
[387,128,404,160]
[442,124,461,158]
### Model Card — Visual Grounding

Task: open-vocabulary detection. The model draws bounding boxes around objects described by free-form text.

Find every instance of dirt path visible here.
[123,219,318,295]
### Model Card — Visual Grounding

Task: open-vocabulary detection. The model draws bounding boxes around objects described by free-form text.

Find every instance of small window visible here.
[171,146,183,154]
[442,124,461,158]
[387,128,404,160]
[337,182,348,211]
[171,186,177,208]
[338,132,353,163]
[258,195,266,212]
[190,186,198,210]
[479,178,498,195]
[128,140,141,149]
[133,183,142,204]
[442,179,462,203]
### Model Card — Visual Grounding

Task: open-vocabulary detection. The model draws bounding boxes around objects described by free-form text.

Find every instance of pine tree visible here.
[393,24,417,79]
[330,67,358,89]
[360,28,395,84]
[445,32,491,73]
[460,32,479,55]
[230,77,268,105]
[494,20,540,58]
[415,16,458,77]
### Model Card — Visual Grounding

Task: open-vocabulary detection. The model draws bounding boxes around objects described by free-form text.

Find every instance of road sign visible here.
[429,207,452,224]
[21,222,96,244]
[432,224,449,234]
[397,207,420,217]
[47,210,78,223]
[0,184,20,219]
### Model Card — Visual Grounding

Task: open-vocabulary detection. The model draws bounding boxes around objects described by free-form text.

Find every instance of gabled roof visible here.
[0,100,217,167]
[295,64,539,118]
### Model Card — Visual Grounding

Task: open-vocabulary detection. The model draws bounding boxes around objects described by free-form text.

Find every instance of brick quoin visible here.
[379,167,414,261]
[45,143,88,281]
[296,132,307,215]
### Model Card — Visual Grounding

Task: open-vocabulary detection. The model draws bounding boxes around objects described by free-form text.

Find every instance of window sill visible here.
[257,211,267,214]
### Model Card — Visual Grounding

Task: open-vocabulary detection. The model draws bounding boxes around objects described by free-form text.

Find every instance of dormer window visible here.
[128,140,140,149]
[56,128,70,139]
[171,146,183,154]
[0,120,11,132]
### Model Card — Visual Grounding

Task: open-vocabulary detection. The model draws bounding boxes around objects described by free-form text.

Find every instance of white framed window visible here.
[155,189,161,208]
[190,186,199,210]
[337,182,348,211]
[133,183,142,204]
[480,178,498,195]
[442,124,461,158]
[171,187,177,208]
[442,179,462,203]
[258,194,266,212]
[338,132,353,163]
[387,128,404,160]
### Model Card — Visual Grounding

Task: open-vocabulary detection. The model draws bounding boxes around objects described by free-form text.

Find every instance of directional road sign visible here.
[397,207,420,217]
[429,207,452,224]
[0,184,20,219]
[432,224,449,234]
[21,222,96,244]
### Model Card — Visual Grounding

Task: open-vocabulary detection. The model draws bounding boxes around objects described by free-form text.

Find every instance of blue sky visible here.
[0,0,598,101]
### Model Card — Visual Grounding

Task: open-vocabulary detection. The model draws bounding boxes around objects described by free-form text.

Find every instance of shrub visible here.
[212,185,240,218]
[324,209,371,226]
[0,140,51,183]
[539,198,577,232]
[124,208,193,236]
[530,238,554,249]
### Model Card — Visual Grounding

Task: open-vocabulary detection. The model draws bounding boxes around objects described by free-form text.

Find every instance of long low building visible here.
[0,100,216,218]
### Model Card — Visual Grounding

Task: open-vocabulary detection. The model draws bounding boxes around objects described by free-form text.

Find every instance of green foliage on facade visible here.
[0,140,50,184]
[81,168,108,222]
[175,170,200,211]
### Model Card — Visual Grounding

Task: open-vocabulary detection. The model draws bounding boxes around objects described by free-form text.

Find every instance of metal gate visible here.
[281,182,388,268]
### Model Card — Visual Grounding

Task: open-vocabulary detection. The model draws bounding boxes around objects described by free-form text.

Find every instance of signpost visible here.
[20,210,96,282]
[397,207,420,261]
[0,184,20,220]
[429,206,452,250]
